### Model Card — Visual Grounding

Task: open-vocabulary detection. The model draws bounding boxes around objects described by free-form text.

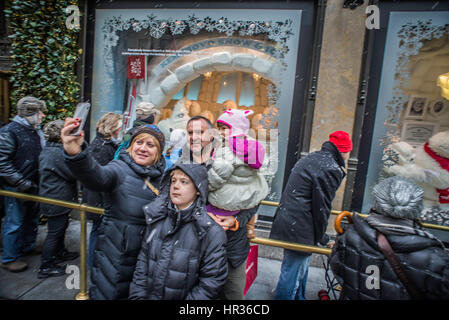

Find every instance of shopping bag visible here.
[244,244,258,296]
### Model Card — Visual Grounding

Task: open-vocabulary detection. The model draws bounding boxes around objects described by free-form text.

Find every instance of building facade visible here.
[3,0,448,231]
[78,0,449,229]
[0,0,12,124]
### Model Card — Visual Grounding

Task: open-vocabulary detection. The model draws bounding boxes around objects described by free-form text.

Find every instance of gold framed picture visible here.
[405,96,427,119]
[428,99,448,117]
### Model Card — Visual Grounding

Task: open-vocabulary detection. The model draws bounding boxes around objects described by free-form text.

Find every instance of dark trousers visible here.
[40,214,69,267]
[219,259,247,300]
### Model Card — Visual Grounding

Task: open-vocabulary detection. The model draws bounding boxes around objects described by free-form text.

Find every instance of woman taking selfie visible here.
[61,118,165,300]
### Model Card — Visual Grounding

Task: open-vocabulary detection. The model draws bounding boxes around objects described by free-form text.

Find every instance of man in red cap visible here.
[270,131,352,300]
[328,130,353,155]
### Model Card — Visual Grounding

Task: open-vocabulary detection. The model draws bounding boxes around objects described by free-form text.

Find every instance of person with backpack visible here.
[330,176,449,300]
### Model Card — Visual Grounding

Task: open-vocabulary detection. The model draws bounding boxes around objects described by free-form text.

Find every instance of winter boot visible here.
[53,249,79,264]
[1,260,28,272]
[38,263,67,279]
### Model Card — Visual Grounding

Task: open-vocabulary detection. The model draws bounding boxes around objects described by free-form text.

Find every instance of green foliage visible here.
[5,0,81,122]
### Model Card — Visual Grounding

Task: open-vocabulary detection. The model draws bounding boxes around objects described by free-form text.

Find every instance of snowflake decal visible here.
[103,33,119,47]
[169,20,187,35]
[130,60,142,75]
[381,19,449,147]
[102,14,294,59]
[381,148,400,168]
[186,15,205,35]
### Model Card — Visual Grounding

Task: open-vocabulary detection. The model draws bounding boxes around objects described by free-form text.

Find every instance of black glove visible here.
[16,179,38,193]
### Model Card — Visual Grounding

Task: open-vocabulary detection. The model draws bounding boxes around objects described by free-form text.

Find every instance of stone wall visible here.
[310,1,368,216]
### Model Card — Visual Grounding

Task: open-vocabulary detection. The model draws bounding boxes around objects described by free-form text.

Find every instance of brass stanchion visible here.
[260,200,280,207]
[250,237,332,255]
[261,201,449,233]
[75,207,89,300]
[0,189,447,300]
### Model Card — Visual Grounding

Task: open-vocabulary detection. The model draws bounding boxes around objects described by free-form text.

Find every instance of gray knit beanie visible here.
[17,96,47,117]
[372,176,424,220]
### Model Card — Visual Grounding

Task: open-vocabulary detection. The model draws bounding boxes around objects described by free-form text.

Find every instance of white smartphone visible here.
[70,102,91,136]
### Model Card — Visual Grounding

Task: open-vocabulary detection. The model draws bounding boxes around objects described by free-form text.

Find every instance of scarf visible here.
[424,142,449,171]
[366,211,446,249]
[229,136,264,169]
[423,142,449,204]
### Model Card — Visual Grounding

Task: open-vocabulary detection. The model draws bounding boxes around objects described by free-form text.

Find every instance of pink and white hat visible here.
[216,108,254,137]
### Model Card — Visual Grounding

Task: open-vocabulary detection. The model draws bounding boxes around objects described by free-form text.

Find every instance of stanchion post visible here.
[75,207,89,300]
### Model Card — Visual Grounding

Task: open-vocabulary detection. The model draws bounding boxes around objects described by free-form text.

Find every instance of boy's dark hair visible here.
[187,116,213,129]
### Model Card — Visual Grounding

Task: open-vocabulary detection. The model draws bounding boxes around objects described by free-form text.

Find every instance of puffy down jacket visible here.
[330,214,449,300]
[65,146,165,300]
[129,163,228,300]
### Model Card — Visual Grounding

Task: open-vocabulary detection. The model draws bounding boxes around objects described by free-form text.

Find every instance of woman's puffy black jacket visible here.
[330,214,449,300]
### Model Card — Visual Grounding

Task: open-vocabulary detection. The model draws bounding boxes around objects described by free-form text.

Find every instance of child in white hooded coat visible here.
[206,109,269,217]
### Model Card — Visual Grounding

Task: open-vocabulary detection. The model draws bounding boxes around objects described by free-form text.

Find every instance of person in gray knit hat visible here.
[370,176,424,220]
[0,96,46,272]
[330,176,449,300]
[17,96,47,128]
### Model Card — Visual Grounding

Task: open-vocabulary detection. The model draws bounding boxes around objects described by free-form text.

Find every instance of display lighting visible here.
[437,72,449,100]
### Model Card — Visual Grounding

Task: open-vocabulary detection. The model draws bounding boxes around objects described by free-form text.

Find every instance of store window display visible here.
[363,11,449,226]
[91,8,302,217]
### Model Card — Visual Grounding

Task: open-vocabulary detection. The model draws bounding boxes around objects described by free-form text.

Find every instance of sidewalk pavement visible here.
[0,217,338,300]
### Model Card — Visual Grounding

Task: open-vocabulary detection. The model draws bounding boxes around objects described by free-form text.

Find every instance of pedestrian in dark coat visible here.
[84,112,122,268]
[61,119,166,300]
[330,176,449,300]
[0,96,46,273]
[270,131,352,300]
[38,120,79,278]
[129,163,228,300]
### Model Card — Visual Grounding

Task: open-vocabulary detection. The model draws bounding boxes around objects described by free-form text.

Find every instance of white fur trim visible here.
[429,130,449,159]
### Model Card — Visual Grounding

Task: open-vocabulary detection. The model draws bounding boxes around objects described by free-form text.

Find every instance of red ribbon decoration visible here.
[424,142,449,171]
[423,142,449,204]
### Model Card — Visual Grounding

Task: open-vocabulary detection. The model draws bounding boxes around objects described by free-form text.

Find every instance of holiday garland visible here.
[4,0,81,121]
